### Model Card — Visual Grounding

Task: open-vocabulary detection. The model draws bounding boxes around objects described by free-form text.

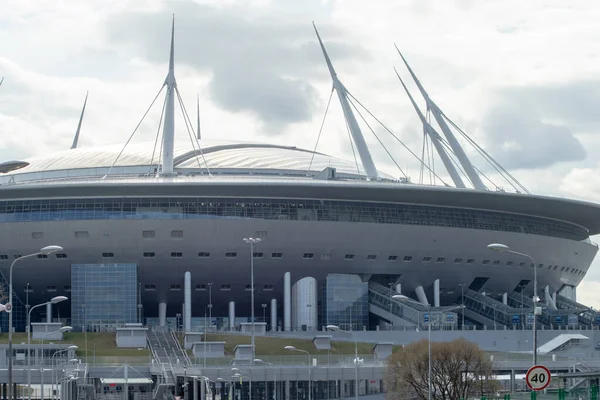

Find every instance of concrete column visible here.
[193,377,198,400]
[284,272,291,331]
[270,298,277,331]
[545,286,557,310]
[433,279,440,307]
[552,291,557,305]
[159,302,167,326]
[46,303,52,323]
[184,271,192,332]
[395,283,401,294]
[229,301,236,329]
[415,286,429,306]
[502,293,508,305]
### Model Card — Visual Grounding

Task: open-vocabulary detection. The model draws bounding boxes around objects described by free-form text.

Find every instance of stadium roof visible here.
[7,140,397,180]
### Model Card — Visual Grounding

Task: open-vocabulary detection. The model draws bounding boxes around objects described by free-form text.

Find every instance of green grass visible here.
[202,333,387,356]
[0,332,151,357]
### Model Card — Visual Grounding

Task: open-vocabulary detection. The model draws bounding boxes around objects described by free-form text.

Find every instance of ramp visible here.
[460,288,520,328]
[537,333,589,355]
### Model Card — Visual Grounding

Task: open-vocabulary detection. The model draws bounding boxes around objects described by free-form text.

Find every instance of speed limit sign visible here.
[526,365,551,391]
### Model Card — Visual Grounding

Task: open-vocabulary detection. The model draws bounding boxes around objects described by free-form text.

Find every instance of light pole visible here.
[41,326,72,400]
[393,294,462,400]
[28,296,69,400]
[8,245,63,400]
[255,358,277,400]
[243,237,261,367]
[488,243,539,365]
[284,346,311,400]
[458,283,467,330]
[326,325,359,400]
[232,368,251,400]
[207,282,213,332]
[52,346,78,400]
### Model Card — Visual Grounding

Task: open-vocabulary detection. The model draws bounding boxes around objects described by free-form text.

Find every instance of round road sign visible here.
[526,365,551,391]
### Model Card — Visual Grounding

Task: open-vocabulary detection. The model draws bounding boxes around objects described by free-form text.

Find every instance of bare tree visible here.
[384,338,496,400]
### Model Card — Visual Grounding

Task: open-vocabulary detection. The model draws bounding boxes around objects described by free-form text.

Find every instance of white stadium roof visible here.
[6,140,397,180]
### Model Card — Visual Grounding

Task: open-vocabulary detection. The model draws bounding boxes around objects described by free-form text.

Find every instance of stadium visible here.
[0,21,599,334]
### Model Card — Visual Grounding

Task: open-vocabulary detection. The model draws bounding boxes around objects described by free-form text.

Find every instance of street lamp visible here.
[207,282,213,333]
[52,346,78,400]
[284,346,311,400]
[255,358,277,400]
[458,283,467,331]
[28,296,69,400]
[8,245,63,400]
[393,294,463,400]
[41,326,72,400]
[326,325,359,400]
[232,367,251,400]
[487,243,539,365]
[243,237,261,367]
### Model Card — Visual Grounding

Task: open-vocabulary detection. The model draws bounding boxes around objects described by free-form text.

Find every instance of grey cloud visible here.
[103,1,369,129]
[481,104,586,169]
[501,80,600,130]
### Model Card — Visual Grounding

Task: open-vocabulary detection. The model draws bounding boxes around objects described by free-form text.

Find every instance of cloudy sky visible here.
[2,0,600,303]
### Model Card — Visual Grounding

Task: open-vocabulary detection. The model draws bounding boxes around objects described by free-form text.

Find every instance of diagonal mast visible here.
[394,70,465,188]
[71,91,88,149]
[395,46,487,190]
[313,22,378,180]
[160,15,177,176]
[197,94,201,140]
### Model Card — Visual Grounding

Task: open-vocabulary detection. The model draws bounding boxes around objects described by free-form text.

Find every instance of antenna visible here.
[71,91,88,149]
[159,15,177,176]
[197,94,201,140]
[313,22,378,180]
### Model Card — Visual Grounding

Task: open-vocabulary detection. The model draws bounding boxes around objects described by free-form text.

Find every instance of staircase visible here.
[460,288,519,328]
[368,282,459,329]
[556,294,597,326]
[148,327,190,400]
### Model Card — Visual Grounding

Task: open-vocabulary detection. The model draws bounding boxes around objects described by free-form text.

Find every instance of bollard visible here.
[530,390,536,400]
[591,384,599,400]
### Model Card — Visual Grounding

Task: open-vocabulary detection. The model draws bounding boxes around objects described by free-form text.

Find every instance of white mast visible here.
[396,48,487,190]
[71,91,88,149]
[160,16,177,176]
[313,23,378,180]
[395,71,465,188]
[197,94,201,140]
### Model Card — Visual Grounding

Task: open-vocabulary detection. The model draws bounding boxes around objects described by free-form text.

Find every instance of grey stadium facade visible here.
[0,20,599,333]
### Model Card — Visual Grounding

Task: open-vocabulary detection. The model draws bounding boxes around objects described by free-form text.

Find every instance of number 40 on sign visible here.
[526,365,551,391]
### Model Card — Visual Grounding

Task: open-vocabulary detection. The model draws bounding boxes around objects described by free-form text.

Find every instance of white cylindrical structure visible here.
[270,298,277,331]
[545,286,557,310]
[415,285,429,306]
[395,283,402,294]
[291,277,318,330]
[46,303,52,323]
[433,279,440,307]
[229,301,235,329]
[159,302,167,326]
[184,271,192,332]
[284,272,291,331]
[552,292,557,305]
[502,293,508,305]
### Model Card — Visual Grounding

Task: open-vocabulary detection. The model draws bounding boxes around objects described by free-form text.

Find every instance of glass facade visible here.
[0,196,586,241]
[320,274,368,331]
[71,263,138,331]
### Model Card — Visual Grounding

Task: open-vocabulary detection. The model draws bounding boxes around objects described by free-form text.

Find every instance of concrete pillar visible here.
[184,271,192,332]
[284,272,291,331]
[46,303,52,323]
[395,283,401,294]
[510,369,516,392]
[502,293,508,305]
[270,298,277,331]
[193,377,198,400]
[545,286,557,310]
[159,302,167,326]
[415,286,429,306]
[291,277,318,330]
[433,279,440,307]
[229,301,236,329]
[552,291,557,305]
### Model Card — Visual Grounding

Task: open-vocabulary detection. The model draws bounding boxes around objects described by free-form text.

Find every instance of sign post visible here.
[526,365,551,391]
